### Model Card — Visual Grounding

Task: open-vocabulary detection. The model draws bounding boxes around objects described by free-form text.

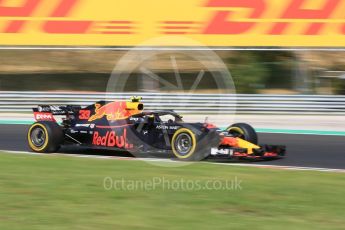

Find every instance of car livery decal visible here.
[88,101,142,122]
[92,129,133,149]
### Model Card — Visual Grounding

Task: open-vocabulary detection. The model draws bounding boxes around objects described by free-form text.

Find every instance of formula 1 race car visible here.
[27,97,285,161]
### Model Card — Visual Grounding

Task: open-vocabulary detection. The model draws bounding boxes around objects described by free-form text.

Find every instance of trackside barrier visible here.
[1,91,345,115]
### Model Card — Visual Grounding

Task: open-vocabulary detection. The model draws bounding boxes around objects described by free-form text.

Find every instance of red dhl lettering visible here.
[204,0,266,34]
[0,0,92,33]
[269,0,341,35]
[0,0,79,17]
[92,129,133,149]
[0,0,41,33]
[203,0,345,35]
[0,0,40,17]
[0,0,344,36]
[0,0,132,34]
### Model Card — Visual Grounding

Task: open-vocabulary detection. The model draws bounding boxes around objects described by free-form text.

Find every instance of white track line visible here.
[1,150,344,173]
[207,162,345,173]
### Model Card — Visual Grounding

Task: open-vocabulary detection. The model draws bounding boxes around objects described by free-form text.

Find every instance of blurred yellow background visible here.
[0,0,344,46]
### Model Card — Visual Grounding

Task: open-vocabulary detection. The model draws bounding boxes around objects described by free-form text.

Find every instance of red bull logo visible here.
[92,129,133,148]
[88,101,143,122]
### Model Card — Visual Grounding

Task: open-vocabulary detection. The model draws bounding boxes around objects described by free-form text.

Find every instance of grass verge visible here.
[0,152,344,230]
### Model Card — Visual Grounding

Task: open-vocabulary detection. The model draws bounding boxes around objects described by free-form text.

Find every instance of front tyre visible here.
[227,123,258,145]
[171,128,209,161]
[27,121,64,153]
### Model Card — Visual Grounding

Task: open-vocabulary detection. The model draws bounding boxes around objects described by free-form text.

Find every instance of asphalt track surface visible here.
[1,124,345,169]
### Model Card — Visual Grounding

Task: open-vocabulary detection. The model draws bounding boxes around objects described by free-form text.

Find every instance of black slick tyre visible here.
[171,128,208,161]
[227,123,258,145]
[27,121,64,153]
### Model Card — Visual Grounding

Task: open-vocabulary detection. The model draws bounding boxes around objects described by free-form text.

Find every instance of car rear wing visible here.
[32,105,81,122]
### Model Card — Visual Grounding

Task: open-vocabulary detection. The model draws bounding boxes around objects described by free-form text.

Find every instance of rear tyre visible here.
[227,123,258,145]
[171,128,209,161]
[27,121,64,153]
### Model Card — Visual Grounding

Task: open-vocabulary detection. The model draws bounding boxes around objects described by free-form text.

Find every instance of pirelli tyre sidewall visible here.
[171,127,216,161]
[227,123,258,145]
[27,121,64,153]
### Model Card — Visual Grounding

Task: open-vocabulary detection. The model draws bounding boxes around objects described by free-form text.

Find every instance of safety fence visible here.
[1,91,345,115]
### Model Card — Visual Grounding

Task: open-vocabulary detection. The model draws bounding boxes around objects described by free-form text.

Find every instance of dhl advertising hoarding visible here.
[0,0,344,47]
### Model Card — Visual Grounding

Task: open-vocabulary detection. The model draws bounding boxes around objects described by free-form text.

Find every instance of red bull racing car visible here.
[27,97,285,161]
